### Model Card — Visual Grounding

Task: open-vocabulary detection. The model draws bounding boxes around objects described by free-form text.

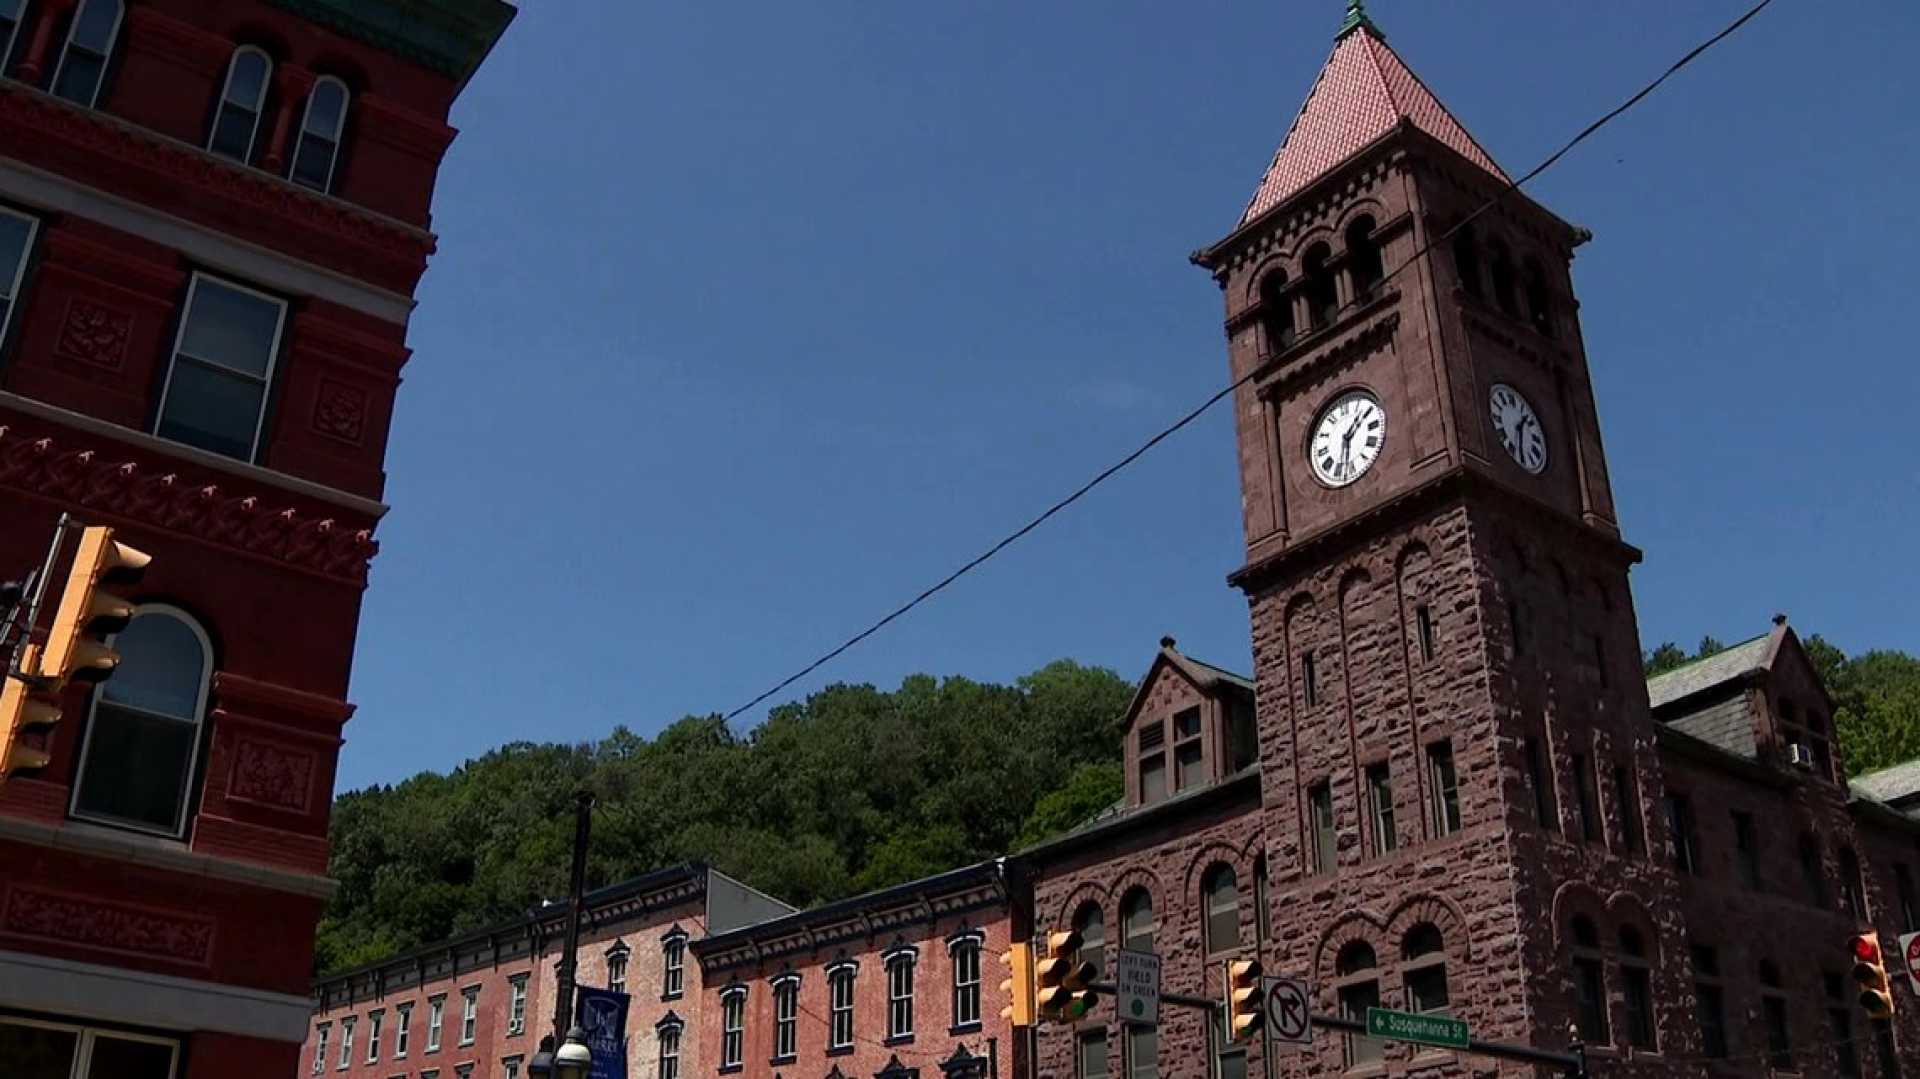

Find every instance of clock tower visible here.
[1194,4,1683,1068]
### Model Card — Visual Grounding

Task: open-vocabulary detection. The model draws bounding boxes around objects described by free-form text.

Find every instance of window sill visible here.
[825,1045,855,1059]
[883,1034,916,1047]
[769,1056,796,1067]
[948,1022,982,1037]
[662,992,684,1003]
[717,1066,742,1076]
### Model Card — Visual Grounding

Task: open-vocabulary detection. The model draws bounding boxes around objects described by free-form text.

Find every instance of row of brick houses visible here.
[310,7,1920,1079]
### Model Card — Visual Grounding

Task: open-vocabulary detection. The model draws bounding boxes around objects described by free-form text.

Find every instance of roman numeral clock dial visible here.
[1489,383,1548,474]
[1308,389,1386,487]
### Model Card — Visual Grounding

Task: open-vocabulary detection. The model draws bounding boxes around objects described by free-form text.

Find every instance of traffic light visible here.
[1852,932,1896,1019]
[1035,929,1098,1023]
[1226,958,1265,1041]
[38,526,149,683]
[1000,942,1035,1027]
[0,644,59,775]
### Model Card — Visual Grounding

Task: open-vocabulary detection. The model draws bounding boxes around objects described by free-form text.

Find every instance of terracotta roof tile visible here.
[1241,26,1509,225]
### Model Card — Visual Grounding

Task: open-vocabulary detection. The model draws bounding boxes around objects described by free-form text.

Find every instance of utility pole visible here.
[552,790,596,1042]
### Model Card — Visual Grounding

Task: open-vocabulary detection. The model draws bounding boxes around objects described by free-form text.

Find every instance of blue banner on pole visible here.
[575,986,631,1079]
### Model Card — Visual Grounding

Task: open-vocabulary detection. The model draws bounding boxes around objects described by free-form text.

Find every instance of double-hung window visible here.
[772,977,798,1061]
[337,1018,355,1070]
[460,987,478,1046]
[886,951,916,1041]
[156,274,287,462]
[0,208,36,349]
[394,1005,412,1058]
[1426,741,1461,835]
[606,948,627,996]
[1,1017,179,1079]
[313,1025,330,1075]
[291,77,350,192]
[1172,708,1203,792]
[365,1010,383,1064]
[656,1020,681,1079]
[719,989,745,1070]
[950,934,982,1030]
[508,975,528,1036]
[1366,763,1395,855]
[71,607,213,837]
[661,932,686,999]
[426,996,445,1052]
[828,964,856,1050]
[209,47,272,162]
[51,0,122,107]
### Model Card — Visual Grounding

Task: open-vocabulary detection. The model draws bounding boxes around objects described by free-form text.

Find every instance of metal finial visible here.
[1339,0,1381,40]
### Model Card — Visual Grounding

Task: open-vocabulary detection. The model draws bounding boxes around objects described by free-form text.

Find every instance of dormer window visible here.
[1137,720,1166,805]
[1173,708,1203,793]
[51,0,122,108]
[209,47,273,163]
[291,76,350,192]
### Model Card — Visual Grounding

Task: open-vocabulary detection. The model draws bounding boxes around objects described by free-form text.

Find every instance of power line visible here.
[724,0,1778,723]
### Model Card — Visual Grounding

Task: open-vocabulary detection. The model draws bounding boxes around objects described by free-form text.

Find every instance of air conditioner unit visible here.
[1787,743,1816,769]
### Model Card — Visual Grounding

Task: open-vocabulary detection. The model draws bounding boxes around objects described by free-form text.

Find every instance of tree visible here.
[1014,761,1124,849]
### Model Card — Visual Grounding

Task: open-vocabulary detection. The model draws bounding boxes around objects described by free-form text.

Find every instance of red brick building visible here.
[0,1,511,1076]
[308,866,793,1079]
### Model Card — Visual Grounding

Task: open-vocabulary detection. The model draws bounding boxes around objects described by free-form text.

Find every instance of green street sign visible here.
[1365,1007,1468,1050]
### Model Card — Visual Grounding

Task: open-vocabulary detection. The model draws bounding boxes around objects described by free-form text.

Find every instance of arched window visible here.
[719,987,746,1070]
[1401,924,1449,1013]
[604,942,628,996]
[1302,243,1338,329]
[1489,240,1519,317]
[1334,942,1382,1066]
[290,76,350,192]
[949,933,983,1029]
[884,949,915,1040]
[655,1016,682,1079]
[826,963,856,1050]
[1203,864,1240,955]
[1569,915,1609,1044]
[1451,224,1483,298]
[50,0,121,107]
[1120,888,1154,954]
[1619,927,1655,1050]
[1258,270,1295,354]
[1345,216,1384,299]
[1072,901,1105,977]
[72,606,212,836]
[771,975,799,1061]
[661,929,687,998]
[209,46,273,163]
[1523,257,1555,337]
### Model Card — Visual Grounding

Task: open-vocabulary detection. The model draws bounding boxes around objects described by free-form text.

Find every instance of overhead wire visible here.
[724,0,1778,722]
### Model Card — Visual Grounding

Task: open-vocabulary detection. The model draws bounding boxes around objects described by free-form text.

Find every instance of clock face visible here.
[1489,383,1547,474]
[1308,389,1387,487]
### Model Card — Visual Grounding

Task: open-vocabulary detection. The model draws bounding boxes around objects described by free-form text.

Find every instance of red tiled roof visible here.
[1241,25,1509,225]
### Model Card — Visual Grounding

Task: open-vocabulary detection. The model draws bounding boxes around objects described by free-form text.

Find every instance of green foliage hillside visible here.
[316,661,1134,976]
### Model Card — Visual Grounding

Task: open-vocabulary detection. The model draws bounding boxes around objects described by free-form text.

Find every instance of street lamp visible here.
[555,1025,593,1079]
[527,1034,556,1079]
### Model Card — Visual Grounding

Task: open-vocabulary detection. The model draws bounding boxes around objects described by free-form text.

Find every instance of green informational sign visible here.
[1365,1007,1469,1050]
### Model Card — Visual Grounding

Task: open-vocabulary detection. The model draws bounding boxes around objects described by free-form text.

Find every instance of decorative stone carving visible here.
[1,886,216,966]
[312,379,368,445]
[228,738,316,813]
[53,299,134,370]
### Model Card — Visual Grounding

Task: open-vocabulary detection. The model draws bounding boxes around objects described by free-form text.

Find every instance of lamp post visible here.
[555,1025,593,1079]
[534,791,596,1079]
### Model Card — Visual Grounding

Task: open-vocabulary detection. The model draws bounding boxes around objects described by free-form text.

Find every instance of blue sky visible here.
[337,1,1920,791]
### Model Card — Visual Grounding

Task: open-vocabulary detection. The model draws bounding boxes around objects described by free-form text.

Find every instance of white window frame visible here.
[885,948,916,1041]
[605,944,628,997]
[508,974,528,1036]
[661,930,686,999]
[208,45,273,162]
[502,1056,523,1079]
[948,932,983,1030]
[460,985,479,1046]
[67,603,214,839]
[720,987,746,1070]
[153,271,287,464]
[50,0,124,109]
[0,1015,181,1079]
[655,1019,681,1079]
[0,205,37,345]
[338,1016,356,1070]
[394,1004,412,1058]
[366,1009,384,1064]
[771,974,799,1060]
[313,1023,331,1075]
[427,995,446,1052]
[290,75,351,191]
[826,961,857,1050]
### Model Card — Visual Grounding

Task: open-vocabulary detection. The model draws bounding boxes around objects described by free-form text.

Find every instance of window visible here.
[886,951,915,1041]
[1526,737,1556,828]
[828,964,855,1050]
[656,1021,681,1079]
[1336,942,1383,1066]
[1570,916,1608,1045]
[1840,847,1868,920]
[1402,925,1449,1013]
[1733,812,1762,890]
[1415,604,1435,661]
[720,989,745,1070]
[0,1,25,72]
[1612,764,1641,855]
[70,607,213,837]
[1760,960,1792,1071]
[1138,720,1167,805]
[155,273,287,462]
[1345,216,1385,299]
[1173,707,1203,793]
[1078,1030,1109,1079]
[1801,834,1829,908]
[502,1057,523,1079]
[1121,889,1154,953]
[366,1010,384,1064]
[0,1017,180,1079]
[456,1065,473,1079]
[1524,258,1555,337]
[1126,1024,1156,1079]
[1620,928,1655,1051]
[1451,224,1483,298]
[1308,782,1336,875]
[1427,741,1461,836]
[460,987,478,1046]
[1300,649,1317,707]
[1258,270,1295,353]
[1573,754,1600,843]
[1593,634,1609,687]
[1508,597,1527,655]
[508,975,528,1036]
[209,47,272,162]
[1691,944,1728,1059]
[1228,701,1256,772]
[1208,1008,1246,1079]
[773,977,798,1060]
[1203,864,1240,955]
[395,1005,412,1058]
[662,932,686,999]
[1667,793,1699,875]
[606,948,627,997]
[1827,972,1860,1078]
[427,996,445,1053]
[1897,865,1917,931]
[1489,241,1519,317]
[314,1024,330,1075]
[51,0,122,107]
[950,935,982,1029]
[1302,243,1338,328]
[0,207,37,348]
[1073,902,1105,978]
[291,76,350,192]
[1366,763,1396,854]
[339,1017,355,1069]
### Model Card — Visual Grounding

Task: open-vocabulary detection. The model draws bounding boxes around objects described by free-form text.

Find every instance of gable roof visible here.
[1118,637,1253,732]
[1852,761,1920,811]
[1241,12,1508,226]
[1645,635,1772,711]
